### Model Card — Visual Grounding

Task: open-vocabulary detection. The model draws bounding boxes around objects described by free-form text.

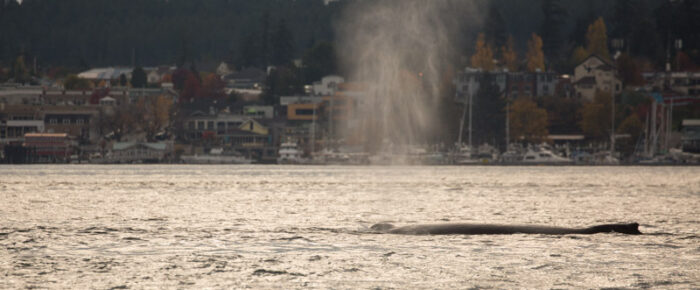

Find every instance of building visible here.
[311,75,344,96]
[280,96,323,121]
[108,141,170,163]
[223,68,266,90]
[78,67,133,85]
[573,55,623,101]
[23,133,73,163]
[682,119,700,154]
[453,68,559,103]
[43,108,99,143]
[643,71,700,97]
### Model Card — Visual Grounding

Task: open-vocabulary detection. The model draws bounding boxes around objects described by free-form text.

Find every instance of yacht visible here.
[277,141,308,164]
[521,146,572,164]
[181,148,252,164]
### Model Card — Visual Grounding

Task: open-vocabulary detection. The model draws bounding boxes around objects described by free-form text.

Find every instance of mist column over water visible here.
[337,0,468,153]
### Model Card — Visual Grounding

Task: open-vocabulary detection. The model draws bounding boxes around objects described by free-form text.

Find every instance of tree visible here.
[538,95,581,134]
[473,73,506,148]
[526,33,545,72]
[262,66,303,105]
[586,17,610,60]
[580,90,612,141]
[616,53,644,86]
[484,5,507,49]
[302,41,337,83]
[119,73,127,87]
[181,73,202,102]
[616,113,643,157]
[501,35,518,72]
[12,55,30,84]
[171,68,191,91]
[63,74,91,90]
[200,73,226,99]
[271,18,295,66]
[131,67,147,88]
[571,46,589,66]
[140,95,174,141]
[509,97,549,144]
[540,0,567,58]
[470,33,495,71]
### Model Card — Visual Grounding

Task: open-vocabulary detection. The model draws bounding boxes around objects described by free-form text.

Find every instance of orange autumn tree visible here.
[501,35,518,71]
[509,97,549,144]
[471,33,495,71]
[585,17,610,60]
[525,33,545,72]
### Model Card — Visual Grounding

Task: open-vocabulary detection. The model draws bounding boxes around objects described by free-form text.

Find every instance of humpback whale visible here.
[370,222,642,235]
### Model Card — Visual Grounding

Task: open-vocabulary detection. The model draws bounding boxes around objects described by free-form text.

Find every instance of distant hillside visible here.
[0,0,690,71]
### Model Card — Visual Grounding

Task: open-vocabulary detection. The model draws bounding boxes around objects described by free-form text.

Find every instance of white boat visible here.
[181,148,252,164]
[521,146,572,164]
[277,141,308,164]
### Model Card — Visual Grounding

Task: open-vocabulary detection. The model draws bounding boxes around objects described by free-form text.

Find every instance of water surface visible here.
[1,165,698,288]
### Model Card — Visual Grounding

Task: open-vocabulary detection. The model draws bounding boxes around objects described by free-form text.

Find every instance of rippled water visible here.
[1,165,698,289]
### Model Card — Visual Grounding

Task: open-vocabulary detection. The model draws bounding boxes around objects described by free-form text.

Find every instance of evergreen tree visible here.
[302,41,337,83]
[271,18,295,66]
[484,5,507,49]
[261,11,271,67]
[540,0,567,59]
[473,73,506,149]
[131,67,147,88]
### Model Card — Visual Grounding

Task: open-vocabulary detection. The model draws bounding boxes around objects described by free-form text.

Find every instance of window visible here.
[76,119,84,125]
[197,121,204,130]
[295,109,314,116]
[63,119,71,124]
[207,121,214,130]
[50,119,57,124]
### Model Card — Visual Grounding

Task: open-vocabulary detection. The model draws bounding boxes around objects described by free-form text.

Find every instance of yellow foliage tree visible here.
[501,35,518,72]
[571,46,589,65]
[525,33,545,72]
[585,17,610,60]
[509,97,549,144]
[616,113,643,156]
[471,33,495,71]
[579,90,612,140]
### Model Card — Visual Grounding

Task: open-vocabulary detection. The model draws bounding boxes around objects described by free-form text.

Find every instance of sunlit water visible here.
[1,165,698,289]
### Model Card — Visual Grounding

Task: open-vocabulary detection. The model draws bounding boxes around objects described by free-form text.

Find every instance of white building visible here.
[573,55,622,101]
[311,75,344,96]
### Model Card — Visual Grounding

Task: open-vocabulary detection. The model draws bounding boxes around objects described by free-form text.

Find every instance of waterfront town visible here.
[0,1,699,165]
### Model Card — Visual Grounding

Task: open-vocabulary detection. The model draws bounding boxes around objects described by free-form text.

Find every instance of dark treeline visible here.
[1,0,698,73]
[0,0,344,69]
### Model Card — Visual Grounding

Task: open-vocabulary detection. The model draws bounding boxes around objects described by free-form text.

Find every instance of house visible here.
[312,75,345,96]
[573,55,623,101]
[216,62,233,77]
[223,68,266,89]
[145,66,176,85]
[108,141,170,163]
